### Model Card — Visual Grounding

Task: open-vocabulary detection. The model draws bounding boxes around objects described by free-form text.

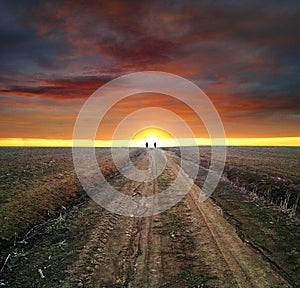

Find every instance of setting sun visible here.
[129,127,178,147]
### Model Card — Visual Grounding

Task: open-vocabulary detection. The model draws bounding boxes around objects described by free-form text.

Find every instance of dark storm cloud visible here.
[0,0,74,77]
[0,75,113,99]
[30,0,178,66]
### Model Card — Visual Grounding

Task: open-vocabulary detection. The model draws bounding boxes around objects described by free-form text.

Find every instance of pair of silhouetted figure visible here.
[145,142,156,148]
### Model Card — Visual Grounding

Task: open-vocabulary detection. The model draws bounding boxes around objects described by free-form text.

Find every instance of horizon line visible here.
[0,137,299,147]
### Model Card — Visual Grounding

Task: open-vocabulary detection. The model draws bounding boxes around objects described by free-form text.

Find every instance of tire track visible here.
[165,150,291,288]
[72,149,160,287]
[123,148,163,288]
[67,149,292,288]
[64,150,147,287]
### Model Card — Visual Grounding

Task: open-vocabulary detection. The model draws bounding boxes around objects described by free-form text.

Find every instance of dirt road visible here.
[61,149,290,288]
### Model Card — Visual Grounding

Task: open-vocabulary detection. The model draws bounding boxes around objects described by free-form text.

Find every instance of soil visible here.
[0,147,298,287]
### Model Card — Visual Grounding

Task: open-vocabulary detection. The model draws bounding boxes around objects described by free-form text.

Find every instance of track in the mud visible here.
[65,149,291,288]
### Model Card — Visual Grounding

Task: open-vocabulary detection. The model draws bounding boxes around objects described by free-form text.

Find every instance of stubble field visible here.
[0,146,299,287]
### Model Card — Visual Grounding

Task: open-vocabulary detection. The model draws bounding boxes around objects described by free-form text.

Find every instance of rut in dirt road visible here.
[64,148,291,288]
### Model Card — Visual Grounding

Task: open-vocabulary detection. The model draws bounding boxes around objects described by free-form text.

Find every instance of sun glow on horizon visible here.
[0,137,299,147]
[129,127,177,147]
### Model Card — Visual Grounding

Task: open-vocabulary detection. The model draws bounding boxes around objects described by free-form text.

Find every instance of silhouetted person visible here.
[146,142,148,148]
[154,142,156,148]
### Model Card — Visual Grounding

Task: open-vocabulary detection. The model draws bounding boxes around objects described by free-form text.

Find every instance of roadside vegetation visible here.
[188,147,300,287]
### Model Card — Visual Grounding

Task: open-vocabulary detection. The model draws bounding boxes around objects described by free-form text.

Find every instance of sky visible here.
[0,0,299,146]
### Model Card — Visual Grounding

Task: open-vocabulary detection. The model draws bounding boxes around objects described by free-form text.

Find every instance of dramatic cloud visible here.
[0,75,114,99]
[0,0,299,139]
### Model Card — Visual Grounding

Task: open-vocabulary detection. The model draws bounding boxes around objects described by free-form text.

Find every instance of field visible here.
[0,146,299,287]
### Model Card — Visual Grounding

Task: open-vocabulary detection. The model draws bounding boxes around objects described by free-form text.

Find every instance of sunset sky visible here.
[0,0,299,146]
